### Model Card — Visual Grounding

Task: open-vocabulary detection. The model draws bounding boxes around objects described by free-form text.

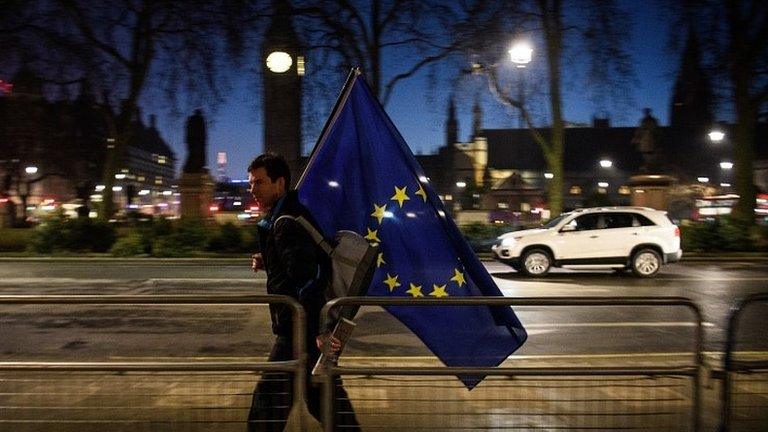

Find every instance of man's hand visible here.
[316,334,342,354]
[251,253,264,273]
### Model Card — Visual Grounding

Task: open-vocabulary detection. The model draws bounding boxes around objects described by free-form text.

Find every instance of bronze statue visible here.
[632,108,659,172]
[183,109,207,173]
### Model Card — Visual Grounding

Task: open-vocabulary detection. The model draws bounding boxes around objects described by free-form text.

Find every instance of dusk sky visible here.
[150,0,677,182]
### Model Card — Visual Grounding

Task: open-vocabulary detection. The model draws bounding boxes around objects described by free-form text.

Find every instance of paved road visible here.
[0,259,765,361]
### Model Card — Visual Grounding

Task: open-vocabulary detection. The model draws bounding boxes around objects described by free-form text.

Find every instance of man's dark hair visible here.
[247,153,291,187]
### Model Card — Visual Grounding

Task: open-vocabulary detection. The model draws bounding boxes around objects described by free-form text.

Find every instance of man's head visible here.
[247,153,290,211]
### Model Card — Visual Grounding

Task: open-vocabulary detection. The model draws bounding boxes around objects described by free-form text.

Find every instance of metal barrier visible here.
[0,294,306,432]
[721,292,768,432]
[320,296,704,432]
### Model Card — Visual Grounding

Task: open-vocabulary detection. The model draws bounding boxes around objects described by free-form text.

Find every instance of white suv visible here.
[491,207,682,277]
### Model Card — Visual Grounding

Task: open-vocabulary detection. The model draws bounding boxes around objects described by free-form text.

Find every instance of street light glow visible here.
[24,166,38,174]
[456,181,467,188]
[544,172,554,179]
[509,41,533,67]
[720,161,733,170]
[697,177,709,183]
[708,130,725,143]
[599,159,613,168]
[598,182,609,188]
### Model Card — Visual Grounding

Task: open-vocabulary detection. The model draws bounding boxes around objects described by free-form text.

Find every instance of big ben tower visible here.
[261,0,304,181]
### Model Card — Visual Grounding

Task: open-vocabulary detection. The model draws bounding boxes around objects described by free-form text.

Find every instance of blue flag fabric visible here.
[297,70,527,387]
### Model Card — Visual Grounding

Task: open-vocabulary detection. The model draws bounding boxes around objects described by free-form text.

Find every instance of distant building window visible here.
[497,202,509,209]
[155,176,163,185]
[157,155,167,164]
[597,187,607,194]
[137,176,145,182]
[618,185,631,195]
[569,186,582,195]
[521,203,531,212]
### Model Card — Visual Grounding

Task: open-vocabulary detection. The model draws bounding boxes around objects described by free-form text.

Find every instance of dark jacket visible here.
[258,190,330,338]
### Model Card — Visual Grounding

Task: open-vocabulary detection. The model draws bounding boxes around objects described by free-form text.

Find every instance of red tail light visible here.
[674,226,680,237]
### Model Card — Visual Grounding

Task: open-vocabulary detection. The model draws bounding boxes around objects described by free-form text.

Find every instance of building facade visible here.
[0,68,176,224]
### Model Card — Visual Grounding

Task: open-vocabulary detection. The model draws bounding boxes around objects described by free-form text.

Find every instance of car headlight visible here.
[501,236,518,247]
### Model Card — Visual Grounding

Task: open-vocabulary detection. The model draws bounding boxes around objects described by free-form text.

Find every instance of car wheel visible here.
[631,248,661,277]
[521,249,551,277]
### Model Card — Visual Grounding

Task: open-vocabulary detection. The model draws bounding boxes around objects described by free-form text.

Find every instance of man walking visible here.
[246,153,359,431]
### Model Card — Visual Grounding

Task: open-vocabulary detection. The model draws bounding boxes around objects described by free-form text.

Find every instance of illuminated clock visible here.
[265,51,292,73]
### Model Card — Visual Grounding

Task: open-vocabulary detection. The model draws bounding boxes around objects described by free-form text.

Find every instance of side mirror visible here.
[560,224,575,232]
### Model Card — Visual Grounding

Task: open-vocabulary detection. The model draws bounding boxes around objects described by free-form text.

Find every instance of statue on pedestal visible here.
[631,108,659,172]
[179,109,214,219]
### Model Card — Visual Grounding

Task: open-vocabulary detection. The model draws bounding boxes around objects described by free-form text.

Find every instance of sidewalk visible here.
[0,352,753,431]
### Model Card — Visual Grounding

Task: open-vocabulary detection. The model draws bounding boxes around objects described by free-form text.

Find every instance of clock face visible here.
[266,51,293,73]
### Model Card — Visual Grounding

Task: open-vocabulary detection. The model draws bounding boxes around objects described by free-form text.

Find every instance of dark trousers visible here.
[247,336,360,431]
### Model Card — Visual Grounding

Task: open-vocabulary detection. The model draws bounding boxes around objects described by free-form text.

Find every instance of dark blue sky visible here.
[152,1,677,181]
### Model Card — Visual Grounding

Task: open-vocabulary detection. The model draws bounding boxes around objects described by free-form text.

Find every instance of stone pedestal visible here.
[178,172,215,219]
[629,174,676,211]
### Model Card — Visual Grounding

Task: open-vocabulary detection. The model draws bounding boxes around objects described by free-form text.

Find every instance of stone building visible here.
[0,67,176,224]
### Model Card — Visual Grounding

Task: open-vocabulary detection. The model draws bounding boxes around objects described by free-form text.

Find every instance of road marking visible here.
[523,322,715,328]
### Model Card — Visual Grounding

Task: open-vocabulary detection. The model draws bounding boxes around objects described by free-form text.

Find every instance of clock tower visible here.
[261,0,304,182]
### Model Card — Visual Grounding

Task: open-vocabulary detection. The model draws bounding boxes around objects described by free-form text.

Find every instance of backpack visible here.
[275,215,378,324]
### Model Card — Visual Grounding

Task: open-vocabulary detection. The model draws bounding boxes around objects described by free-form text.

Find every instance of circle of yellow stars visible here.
[368,181,467,298]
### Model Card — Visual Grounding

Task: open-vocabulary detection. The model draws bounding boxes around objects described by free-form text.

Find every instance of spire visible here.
[472,96,483,140]
[670,28,713,130]
[446,96,458,146]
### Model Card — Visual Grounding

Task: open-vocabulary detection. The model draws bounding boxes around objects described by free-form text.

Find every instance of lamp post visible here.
[19,165,41,223]
[509,40,532,128]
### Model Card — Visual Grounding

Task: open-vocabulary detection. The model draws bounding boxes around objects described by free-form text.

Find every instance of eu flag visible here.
[297,69,527,387]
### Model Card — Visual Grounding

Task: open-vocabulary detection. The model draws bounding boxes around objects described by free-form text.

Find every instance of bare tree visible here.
[456,0,634,217]
[1,0,259,219]
[292,0,460,106]
[671,0,767,224]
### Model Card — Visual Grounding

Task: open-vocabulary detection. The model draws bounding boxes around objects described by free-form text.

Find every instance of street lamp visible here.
[708,130,725,143]
[25,166,38,175]
[599,159,613,168]
[509,40,533,128]
[719,161,733,170]
[508,41,533,67]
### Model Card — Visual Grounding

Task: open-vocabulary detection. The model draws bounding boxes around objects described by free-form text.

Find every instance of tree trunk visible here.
[541,0,565,216]
[728,2,758,225]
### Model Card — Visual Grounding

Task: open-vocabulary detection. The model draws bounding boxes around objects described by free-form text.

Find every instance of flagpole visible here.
[296,68,362,188]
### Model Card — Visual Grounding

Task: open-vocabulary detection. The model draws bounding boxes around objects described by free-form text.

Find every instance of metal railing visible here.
[721,292,768,432]
[319,296,704,432]
[0,294,306,432]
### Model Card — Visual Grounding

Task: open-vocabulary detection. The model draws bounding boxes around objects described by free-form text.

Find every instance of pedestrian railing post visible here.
[720,292,768,432]
[320,296,705,431]
[0,294,306,431]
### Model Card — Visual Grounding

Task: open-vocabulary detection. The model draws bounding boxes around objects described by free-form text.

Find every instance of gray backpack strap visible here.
[274,215,333,255]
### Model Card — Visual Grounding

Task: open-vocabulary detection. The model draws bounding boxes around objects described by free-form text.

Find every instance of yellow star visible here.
[406,283,423,297]
[376,252,386,268]
[371,203,387,225]
[429,284,449,298]
[450,268,466,287]
[364,227,381,243]
[383,273,401,292]
[415,184,427,202]
[390,186,410,208]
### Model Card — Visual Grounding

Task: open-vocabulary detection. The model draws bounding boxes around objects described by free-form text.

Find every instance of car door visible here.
[554,213,607,260]
[598,212,639,259]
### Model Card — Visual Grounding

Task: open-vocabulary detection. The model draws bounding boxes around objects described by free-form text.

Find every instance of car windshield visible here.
[542,214,569,229]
